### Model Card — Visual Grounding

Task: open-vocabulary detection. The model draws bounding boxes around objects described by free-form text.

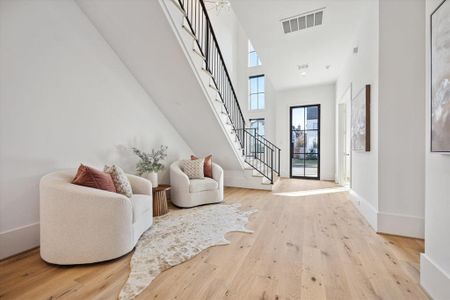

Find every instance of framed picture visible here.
[351,85,371,152]
[431,0,450,152]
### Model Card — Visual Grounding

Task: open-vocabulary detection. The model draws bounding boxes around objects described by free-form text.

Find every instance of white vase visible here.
[147,172,158,188]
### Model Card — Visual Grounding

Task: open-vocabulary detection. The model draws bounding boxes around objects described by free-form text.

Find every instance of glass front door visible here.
[290,105,320,179]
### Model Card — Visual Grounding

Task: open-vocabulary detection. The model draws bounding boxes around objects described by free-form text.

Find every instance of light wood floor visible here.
[0,179,428,300]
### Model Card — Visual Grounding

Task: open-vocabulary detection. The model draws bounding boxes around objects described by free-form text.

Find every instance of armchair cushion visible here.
[189,177,219,193]
[129,194,152,223]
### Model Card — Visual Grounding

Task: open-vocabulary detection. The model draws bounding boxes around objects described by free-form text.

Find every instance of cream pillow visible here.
[104,165,133,198]
[183,159,205,179]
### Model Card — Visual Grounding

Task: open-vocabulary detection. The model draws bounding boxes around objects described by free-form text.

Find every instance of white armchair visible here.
[170,160,224,208]
[40,169,153,265]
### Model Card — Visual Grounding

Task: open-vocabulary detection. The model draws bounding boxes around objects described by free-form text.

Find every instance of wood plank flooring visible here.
[0,179,428,300]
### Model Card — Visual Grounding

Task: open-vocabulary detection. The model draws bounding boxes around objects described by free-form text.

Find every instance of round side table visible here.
[152,184,171,217]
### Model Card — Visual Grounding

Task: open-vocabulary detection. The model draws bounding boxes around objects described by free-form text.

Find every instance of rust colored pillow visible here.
[191,155,213,178]
[72,164,117,193]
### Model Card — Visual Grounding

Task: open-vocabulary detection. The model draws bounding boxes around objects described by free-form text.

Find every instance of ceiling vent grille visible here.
[281,8,324,34]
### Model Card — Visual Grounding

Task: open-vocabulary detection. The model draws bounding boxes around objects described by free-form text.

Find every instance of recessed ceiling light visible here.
[300,71,307,76]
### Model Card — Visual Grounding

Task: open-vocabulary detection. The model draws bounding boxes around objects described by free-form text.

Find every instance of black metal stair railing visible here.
[254,130,281,177]
[240,128,281,183]
[176,0,280,183]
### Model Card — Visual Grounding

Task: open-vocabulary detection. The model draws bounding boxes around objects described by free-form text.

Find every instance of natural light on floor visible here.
[273,186,349,197]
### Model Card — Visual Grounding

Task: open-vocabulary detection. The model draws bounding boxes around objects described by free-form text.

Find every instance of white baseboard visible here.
[349,190,378,230]
[421,253,450,299]
[349,190,424,239]
[0,223,40,260]
[377,211,424,239]
[320,173,335,181]
[224,170,272,191]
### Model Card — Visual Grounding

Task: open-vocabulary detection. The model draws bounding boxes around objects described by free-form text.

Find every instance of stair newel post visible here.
[242,129,245,156]
[271,148,274,184]
[242,116,245,147]
[253,129,257,159]
[239,119,245,146]
[278,148,281,175]
[245,129,248,158]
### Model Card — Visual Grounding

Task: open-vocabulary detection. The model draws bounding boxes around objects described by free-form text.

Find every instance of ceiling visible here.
[230,0,371,90]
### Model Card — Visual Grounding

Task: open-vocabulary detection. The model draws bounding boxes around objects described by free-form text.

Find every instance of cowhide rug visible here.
[119,203,257,300]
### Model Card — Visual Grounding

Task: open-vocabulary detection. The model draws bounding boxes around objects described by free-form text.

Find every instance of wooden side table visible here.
[152,184,171,217]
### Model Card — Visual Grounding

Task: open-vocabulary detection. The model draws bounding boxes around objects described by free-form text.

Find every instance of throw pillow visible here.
[183,158,205,179]
[72,164,116,193]
[191,154,213,178]
[104,165,133,198]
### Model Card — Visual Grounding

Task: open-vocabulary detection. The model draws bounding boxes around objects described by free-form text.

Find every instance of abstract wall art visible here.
[351,85,371,152]
[431,0,450,152]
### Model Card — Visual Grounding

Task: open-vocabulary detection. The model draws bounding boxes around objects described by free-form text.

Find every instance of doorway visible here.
[337,87,352,187]
[290,105,320,179]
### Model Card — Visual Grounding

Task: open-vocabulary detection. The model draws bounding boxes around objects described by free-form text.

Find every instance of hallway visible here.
[0,179,428,299]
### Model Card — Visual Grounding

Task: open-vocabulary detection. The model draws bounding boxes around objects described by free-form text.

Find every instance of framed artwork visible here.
[431,0,450,152]
[351,85,371,152]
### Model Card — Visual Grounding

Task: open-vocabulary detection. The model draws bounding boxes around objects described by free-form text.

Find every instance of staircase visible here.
[77,0,281,187]
[166,0,281,184]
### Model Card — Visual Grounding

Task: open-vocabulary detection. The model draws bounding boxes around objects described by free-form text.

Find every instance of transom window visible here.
[249,75,265,110]
[248,41,262,67]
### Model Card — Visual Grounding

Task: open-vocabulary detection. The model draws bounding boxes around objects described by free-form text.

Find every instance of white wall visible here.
[377,0,425,238]
[276,84,336,180]
[336,0,379,226]
[336,0,426,238]
[0,0,192,259]
[421,0,450,298]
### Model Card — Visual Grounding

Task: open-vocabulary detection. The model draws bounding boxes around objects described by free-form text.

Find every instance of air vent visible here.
[281,8,325,34]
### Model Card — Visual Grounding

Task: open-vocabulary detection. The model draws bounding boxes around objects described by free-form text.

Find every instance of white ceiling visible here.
[230,0,371,90]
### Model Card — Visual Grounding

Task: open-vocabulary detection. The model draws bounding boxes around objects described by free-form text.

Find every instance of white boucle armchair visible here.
[170,160,224,208]
[40,169,153,265]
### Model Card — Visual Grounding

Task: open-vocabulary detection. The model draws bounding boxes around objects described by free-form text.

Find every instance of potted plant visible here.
[131,145,168,188]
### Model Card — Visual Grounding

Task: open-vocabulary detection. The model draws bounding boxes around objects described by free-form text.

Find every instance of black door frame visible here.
[289,104,321,180]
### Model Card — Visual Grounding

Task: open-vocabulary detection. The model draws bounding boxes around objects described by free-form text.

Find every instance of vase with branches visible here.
[131,145,168,187]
